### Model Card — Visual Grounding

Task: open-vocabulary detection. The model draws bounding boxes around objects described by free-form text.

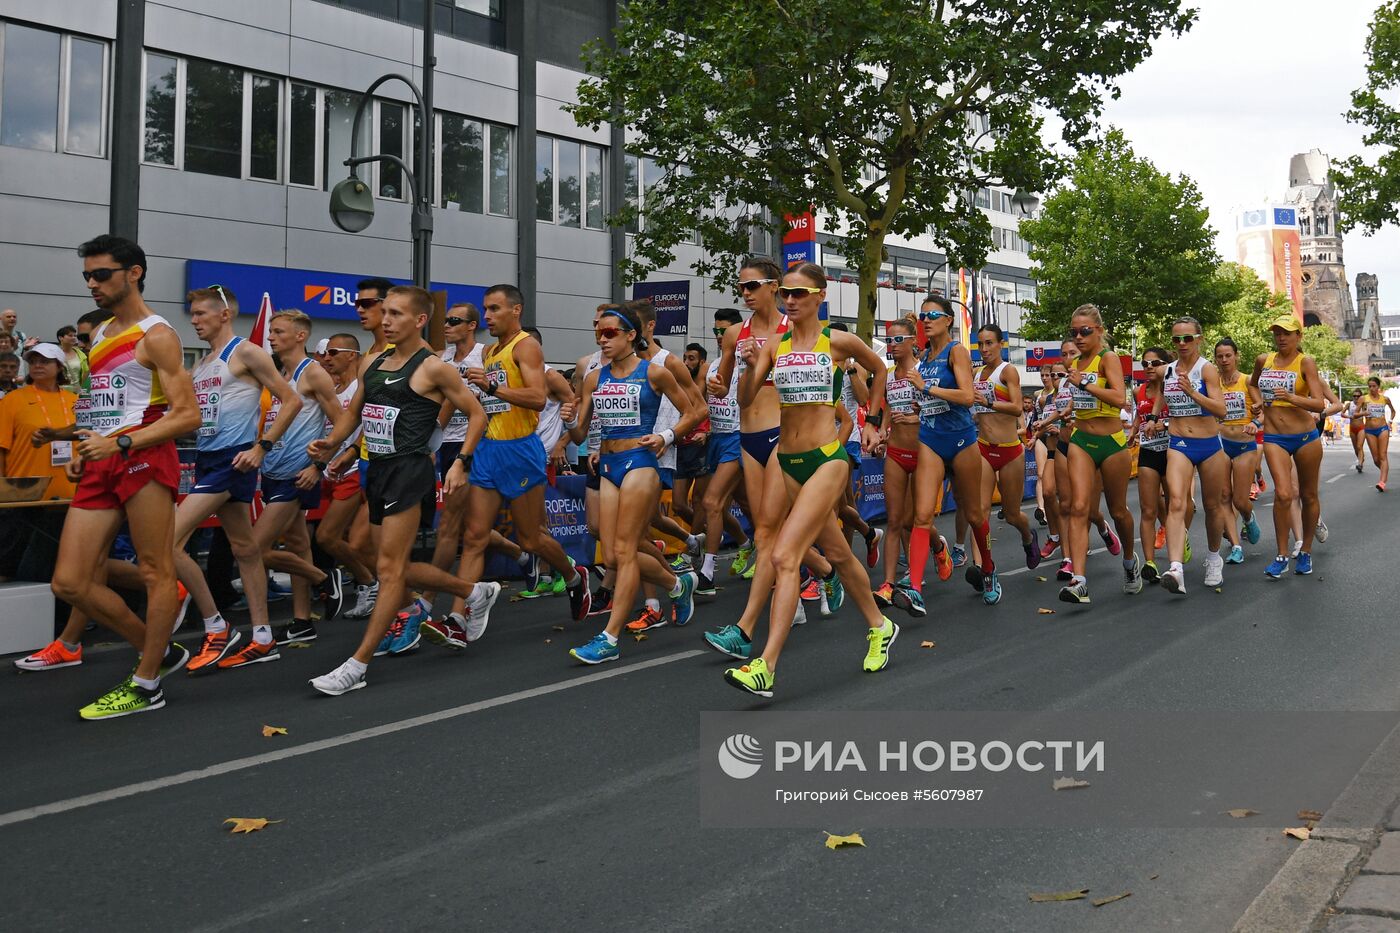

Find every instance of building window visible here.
[249,75,281,181]
[0,23,109,156]
[322,89,368,191]
[376,99,406,199]
[183,59,242,177]
[439,113,484,213]
[536,134,605,229]
[142,53,177,165]
[287,82,318,186]
[488,123,511,215]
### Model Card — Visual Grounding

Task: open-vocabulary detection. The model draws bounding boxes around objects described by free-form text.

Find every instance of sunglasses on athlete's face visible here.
[777,285,822,299]
[886,333,914,345]
[1067,325,1096,338]
[1172,333,1200,345]
[738,278,775,293]
[355,297,383,310]
[595,327,624,342]
[325,347,358,357]
[920,310,950,321]
[445,316,474,327]
[81,266,130,283]
[1142,358,1168,368]
[713,326,728,337]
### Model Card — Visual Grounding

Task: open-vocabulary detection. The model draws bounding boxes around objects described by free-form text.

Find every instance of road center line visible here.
[1327,472,1347,484]
[0,649,706,830]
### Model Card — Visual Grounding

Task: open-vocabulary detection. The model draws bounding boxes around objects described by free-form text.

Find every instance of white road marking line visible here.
[1001,546,1106,577]
[1327,473,1347,484]
[0,649,706,829]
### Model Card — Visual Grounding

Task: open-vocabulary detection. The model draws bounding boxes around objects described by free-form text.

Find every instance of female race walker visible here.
[1147,317,1227,595]
[568,306,701,664]
[1214,338,1263,564]
[1131,346,1172,582]
[873,316,923,608]
[1251,314,1327,578]
[1060,305,1139,604]
[1348,389,1367,473]
[1360,376,1394,491]
[1029,367,1065,562]
[972,324,1040,570]
[722,263,892,697]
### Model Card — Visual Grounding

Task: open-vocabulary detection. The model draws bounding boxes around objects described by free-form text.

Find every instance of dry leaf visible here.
[552,625,565,632]
[1038,607,1056,615]
[224,817,282,834]
[1036,576,1048,582]
[1284,827,1311,841]
[1052,776,1090,790]
[1092,892,1131,907]
[1298,809,1323,821]
[1224,808,1258,819]
[284,642,312,649]
[823,831,865,850]
[1029,889,1089,902]
[544,638,552,644]
[1149,874,1159,881]
[920,640,936,649]
[261,725,288,737]
[633,633,648,642]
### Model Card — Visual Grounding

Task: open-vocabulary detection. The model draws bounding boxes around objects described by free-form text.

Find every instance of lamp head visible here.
[330,175,375,233]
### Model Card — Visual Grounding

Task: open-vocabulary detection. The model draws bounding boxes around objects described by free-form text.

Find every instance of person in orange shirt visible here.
[0,343,78,584]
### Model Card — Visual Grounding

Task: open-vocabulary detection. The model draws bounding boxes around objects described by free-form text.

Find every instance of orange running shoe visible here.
[173,581,192,632]
[13,639,83,672]
[934,537,953,581]
[217,637,280,669]
[1154,525,1166,551]
[625,607,666,632]
[800,577,821,601]
[187,626,241,676]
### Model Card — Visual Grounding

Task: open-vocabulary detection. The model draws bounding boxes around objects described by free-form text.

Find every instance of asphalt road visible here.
[2,443,1397,933]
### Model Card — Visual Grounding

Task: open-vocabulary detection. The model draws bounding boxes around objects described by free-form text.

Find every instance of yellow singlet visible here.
[483,331,537,441]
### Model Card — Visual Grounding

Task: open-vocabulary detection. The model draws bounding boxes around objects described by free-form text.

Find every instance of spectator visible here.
[0,352,19,395]
[56,325,88,388]
[0,334,16,356]
[0,308,24,346]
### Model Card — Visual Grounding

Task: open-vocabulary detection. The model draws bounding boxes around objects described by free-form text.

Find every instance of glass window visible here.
[143,53,177,165]
[623,154,639,234]
[1,24,61,151]
[642,156,664,216]
[557,138,581,227]
[288,83,317,186]
[65,37,105,155]
[249,75,279,180]
[974,187,991,209]
[585,144,603,229]
[323,90,368,191]
[183,59,243,178]
[440,113,483,212]
[377,100,405,198]
[454,0,499,13]
[535,135,553,221]
[488,122,510,215]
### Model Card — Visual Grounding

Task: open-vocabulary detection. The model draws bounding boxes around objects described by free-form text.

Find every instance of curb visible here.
[1233,719,1400,933]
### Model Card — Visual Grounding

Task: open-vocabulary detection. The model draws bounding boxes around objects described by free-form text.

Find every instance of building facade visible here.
[0,0,1036,365]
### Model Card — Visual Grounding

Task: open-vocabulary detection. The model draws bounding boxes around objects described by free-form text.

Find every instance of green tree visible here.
[1202,263,1290,373]
[1334,1,1400,232]
[1019,130,1237,347]
[569,0,1195,340]
[1302,325,1361,390]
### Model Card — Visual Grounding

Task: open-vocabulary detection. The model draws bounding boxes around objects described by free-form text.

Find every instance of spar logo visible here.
[303,285,358,307]
[718,733,764,780]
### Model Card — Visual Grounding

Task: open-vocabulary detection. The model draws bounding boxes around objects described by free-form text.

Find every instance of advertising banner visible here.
[632,280,690,337]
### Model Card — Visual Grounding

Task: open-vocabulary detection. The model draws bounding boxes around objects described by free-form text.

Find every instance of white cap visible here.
[315,338,329,355]
[24,342,64,363]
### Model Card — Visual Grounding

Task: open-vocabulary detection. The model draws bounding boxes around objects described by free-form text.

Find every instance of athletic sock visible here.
[1122,558,1136,570]
[974,521,994,574]
[907,527,930,593]
[516,551,531,567]
[203,613,227,634]
[132,674,159,691]
[646,598,661,614]
[252,624,273,645]
[669,576,685,598]
[686,534,700,550]
[602,630,618,646]
[1170,561,1183,574]
[701,553,716,577]
[1049,534,1060,542]
[61,639,80,652]
[1071,574,1086,587]
[345,657,368,676]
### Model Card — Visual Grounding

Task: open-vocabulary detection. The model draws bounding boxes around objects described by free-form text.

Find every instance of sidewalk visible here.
[1322,826,1400,931]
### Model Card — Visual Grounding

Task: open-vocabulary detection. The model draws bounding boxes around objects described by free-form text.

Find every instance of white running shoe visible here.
[1290,541,1302,560]
[344,582,379,619]
[310,660,367,696]
[1161,568,1185,594]
[686,533,706,559]
[1122,555,1143,595]
[1203,556,1224,588]
[465,581,502,642]
[1315,520,1329,544]
[792,601,807,626]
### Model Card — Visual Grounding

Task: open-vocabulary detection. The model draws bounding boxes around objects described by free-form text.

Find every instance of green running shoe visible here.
[704,624,752,660]
[517,574,555,599]
[724,656,774,697]
[821,574,845,616]
[79,678,165,721]
[548,574,567,596]
[741,558,756,581]
[1184,538,1192,564]
[730,542,755,577]
[863,618,899,673]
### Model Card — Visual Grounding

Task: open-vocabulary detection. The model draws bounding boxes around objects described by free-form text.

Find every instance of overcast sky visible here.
[1097,0,1398,310]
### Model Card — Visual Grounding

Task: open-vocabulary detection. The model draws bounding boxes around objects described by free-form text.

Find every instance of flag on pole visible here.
[958,268,974,349]
[249,291,273,347]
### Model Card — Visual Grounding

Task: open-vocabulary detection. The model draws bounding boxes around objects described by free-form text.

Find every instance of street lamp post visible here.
[327,3,435,290]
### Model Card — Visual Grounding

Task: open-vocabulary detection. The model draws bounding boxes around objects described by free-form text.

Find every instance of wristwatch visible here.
[116,434,133,458]
[258,439,274,452]
[485,382,498,396]
[311,460,327,472]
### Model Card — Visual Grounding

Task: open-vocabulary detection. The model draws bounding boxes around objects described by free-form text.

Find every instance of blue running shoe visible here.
[982,571,1002,605]
[388,598,429,655]
[950,545,967,568]
[569,633,619,665]
[704,624,752,660]
[822,573,845,615]
[1226,545,1245,565]
[1244,514,1261,545]
[521,552,541,594]
[890,585,926,618]
[670,571,697,626]
[1264,555,1288,579]
[1294,551,1313,575]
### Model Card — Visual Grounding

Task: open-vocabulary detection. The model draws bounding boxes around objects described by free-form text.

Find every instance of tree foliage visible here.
[1335,1,1400,233]
[1202,263,1291,373]
[1019,129,1236,347]
[569,0,1195,340]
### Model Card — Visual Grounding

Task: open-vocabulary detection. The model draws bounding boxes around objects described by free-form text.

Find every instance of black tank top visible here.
[362,347,440,460]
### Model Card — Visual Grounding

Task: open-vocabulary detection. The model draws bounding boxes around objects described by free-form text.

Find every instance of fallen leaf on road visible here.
[1038,608,1056,615]
[544,639,552,644]
[284,642,312,649]
[920,640,936,649]
[1149,874,1159,880]
[552,625,565,631]
[1028,889,1089,902]
[633,633,648,642]
[1298,809,1323,821]
[1053,776,1090,791]
[1092,892,1131,907]
[1036,576,1048,582]
[1214,587,1222,593]
[823,831,865,850]
[1224,809,1258,819]
[224,818,282,834]
[261,725,288,737]
[1284,827,1311,841]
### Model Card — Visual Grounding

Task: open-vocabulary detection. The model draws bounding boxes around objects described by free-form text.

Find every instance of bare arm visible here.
[242,344,302,444]
[709,327,738,396]
[644,363,702,454]
[736,337,775,408]
[567,370,600,445]
[491,337,547,411]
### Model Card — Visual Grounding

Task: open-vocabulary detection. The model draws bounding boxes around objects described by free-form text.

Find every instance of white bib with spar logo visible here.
[362,403,401,456]
[87,372,129,435]
[481,365,511,416]
[193,370,222,437]
[1071,372,1101,411]
[774,350,832,405]
[441,345,484,441]
[886,377,916,415]
[1223,390,1247,422]
[593,381,642,430]
[705,358,739,433]
[73,392,93,432]
[1257,368,1296,404]
[1163,359,1206,419]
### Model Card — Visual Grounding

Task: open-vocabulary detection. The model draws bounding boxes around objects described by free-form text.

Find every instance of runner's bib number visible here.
[886,378,915,415]
[774,352,833,405]
[1071,373,1101,411]
[1140,429,1170,452]
[971,378,995,416]
[197,390,220,437]
[1223,391,1247,422]
[73,394,92,432]
[87,373,128,435]
[481,367,510,416]
[1369,403,1387,419]
[707,393,739,433]
[1257,369,1295,404]
[1163,374,1204,418]
[362,403,401,456]
[593,382,642,429]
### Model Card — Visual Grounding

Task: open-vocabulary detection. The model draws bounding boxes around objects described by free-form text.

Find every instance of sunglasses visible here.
[886,333,914,345]
[1171,333,1200,344]
[82,266,129,283]
[355,297,384,310]
[325,347,358,356]
[445,316,474,327]
[777,286,822,299]
[595,327,624,341]
[1142,358,1168,368]
[1066,326,1096,338]
[206,284,231,310]
[738,278,775,293]
[919,310,950,321]
[712,326,728,337]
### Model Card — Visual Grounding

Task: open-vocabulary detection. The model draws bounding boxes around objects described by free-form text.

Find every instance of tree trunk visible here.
[857,230,887,344]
